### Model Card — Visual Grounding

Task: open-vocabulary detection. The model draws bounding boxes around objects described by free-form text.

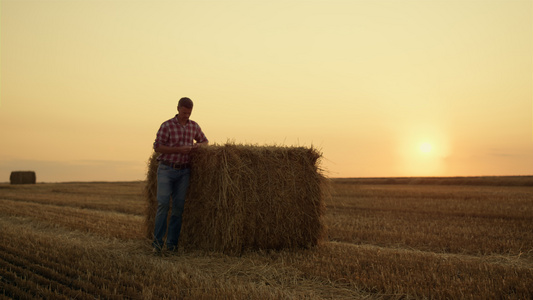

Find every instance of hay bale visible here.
[144,152,160,239]
[10,171,37,184]
[144,143,327,255]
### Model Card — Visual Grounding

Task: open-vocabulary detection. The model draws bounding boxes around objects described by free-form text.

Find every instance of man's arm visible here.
[155,145,194,154]
[193,124,208,148]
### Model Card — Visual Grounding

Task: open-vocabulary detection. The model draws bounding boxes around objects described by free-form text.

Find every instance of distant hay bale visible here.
[10,171,36,184]
[144,143,327,255]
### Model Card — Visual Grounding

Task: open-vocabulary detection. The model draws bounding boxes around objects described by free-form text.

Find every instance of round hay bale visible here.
[10,171,37,184]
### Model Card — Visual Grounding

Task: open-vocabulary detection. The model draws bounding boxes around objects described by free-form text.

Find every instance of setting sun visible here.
[420,142,433,153]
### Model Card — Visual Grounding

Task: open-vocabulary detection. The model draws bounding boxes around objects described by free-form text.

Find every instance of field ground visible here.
[0,177,532,299]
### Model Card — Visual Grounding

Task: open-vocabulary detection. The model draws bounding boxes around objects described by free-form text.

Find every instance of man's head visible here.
[177,97,193,124]
[178,97,193,109]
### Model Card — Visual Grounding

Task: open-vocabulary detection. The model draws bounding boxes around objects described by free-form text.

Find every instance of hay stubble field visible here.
[0,178,532,299]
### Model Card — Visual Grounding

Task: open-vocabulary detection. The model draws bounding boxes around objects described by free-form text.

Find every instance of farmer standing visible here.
[152,97,208,253]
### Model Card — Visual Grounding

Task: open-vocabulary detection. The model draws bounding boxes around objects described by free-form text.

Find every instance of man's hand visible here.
[189,142,208,151]
[177,146,193,154]
[194,142,209,148]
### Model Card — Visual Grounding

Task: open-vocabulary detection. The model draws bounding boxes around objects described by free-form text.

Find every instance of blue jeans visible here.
[152,163,190,250]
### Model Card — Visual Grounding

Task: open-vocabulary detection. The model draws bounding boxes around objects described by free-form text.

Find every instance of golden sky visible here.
[1,0,532,182]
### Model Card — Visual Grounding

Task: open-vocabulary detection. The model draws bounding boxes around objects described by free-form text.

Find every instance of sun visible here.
[419,142,432,153]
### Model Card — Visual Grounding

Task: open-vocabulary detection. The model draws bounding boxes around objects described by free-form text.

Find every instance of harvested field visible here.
[0,178,532,299]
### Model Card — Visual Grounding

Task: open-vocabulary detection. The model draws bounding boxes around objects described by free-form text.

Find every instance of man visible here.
[152,97,208,254]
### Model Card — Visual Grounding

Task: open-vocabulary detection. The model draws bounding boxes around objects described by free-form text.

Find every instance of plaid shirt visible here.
[153,115,208,164]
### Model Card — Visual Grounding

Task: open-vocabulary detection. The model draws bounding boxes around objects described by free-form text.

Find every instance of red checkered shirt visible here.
[153,115,208,164]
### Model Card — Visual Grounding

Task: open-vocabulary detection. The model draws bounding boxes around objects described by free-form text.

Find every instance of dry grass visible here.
[327,183,533,256]
[335,176,533,186]
[0,181,144,215]
[0,178,532,299]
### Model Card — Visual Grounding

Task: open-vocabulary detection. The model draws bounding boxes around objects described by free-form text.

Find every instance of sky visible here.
[1,0,532,182]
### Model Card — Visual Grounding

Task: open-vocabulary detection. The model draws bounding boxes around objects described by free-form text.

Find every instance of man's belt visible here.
[160,160,191,170]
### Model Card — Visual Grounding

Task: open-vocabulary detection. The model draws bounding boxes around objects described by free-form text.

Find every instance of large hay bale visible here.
[10,171,36,184]
[144,143,327,255]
